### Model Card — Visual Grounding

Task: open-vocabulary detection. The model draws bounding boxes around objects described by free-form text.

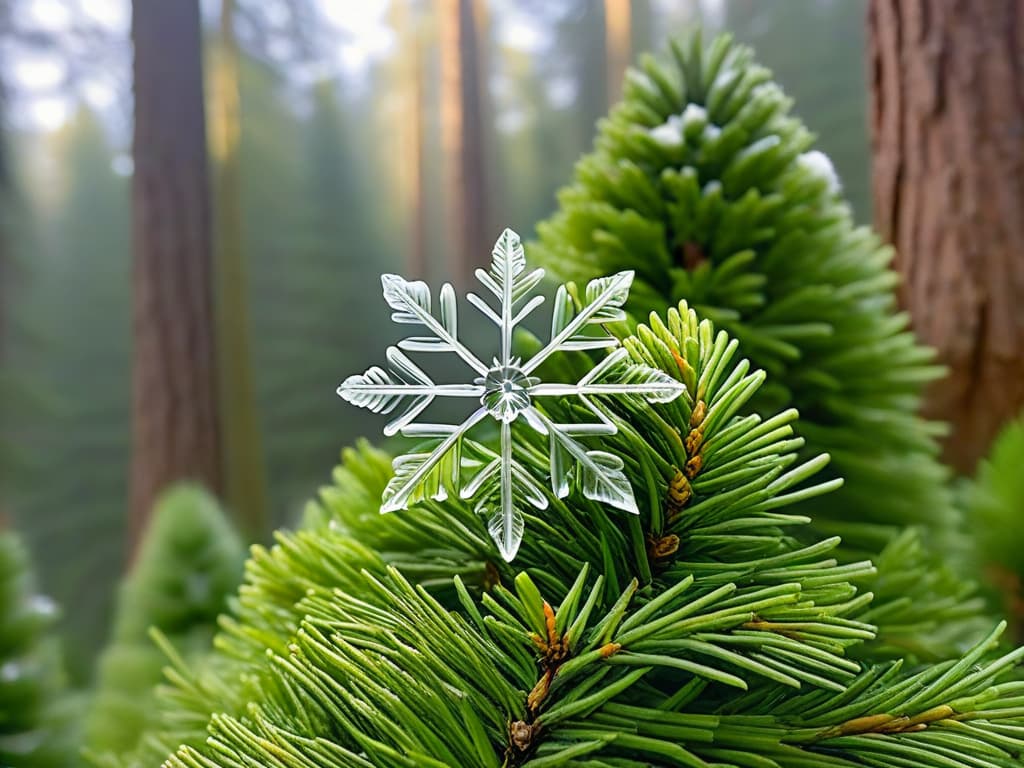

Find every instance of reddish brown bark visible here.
[129,0,222,552]
[870,0,1024,473]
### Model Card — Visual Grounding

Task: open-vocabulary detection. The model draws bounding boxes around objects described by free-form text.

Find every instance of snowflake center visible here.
[482,364,533,423]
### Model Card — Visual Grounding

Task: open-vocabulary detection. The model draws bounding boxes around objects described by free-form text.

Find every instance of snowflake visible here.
[338,228,685,560]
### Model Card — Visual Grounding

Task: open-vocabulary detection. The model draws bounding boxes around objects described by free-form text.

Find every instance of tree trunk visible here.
[439,0,490,281]
[129,0,222,552]
[392,0,429,279]
[869,0,1024,473]
[209,0,268,540]
[605,0,631,106]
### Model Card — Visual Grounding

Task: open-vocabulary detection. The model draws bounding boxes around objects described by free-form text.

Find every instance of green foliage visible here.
[530,32,953,561]
[159,303,1024,767]
[855,527,985,661]
[0,530,76,767]
[126,33,1017,765]
[172,568,1024,768]
[528,32,987,660]
[81,478,389,761]
[82,485,246,767]
[962,415,1024,634]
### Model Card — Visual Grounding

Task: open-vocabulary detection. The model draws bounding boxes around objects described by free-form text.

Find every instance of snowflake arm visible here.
[338,347,483,436]
[521,271,635,375]
[382,274,489,376]
[466,228,546,367]
[382,408,488,512]
[529,348,685,402]
[498,420,521,559]
[459,422,551,561]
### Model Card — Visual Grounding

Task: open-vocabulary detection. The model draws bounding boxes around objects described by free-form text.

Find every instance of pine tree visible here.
[82,485,245,767]
[0,530,76,767]
[531,31,950,555]
[160,302,1024,767]
[529,32,979,657]
[96,446,394,758]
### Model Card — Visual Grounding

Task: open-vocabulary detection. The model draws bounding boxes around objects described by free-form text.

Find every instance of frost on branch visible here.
[338,228,685,560]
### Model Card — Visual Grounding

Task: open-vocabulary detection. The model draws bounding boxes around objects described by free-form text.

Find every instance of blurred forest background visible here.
[0,0,869,684]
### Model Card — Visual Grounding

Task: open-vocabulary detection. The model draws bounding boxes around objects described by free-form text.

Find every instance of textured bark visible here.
[870,0,1024,472]
[209,0,268,539]
[129,0,222,552]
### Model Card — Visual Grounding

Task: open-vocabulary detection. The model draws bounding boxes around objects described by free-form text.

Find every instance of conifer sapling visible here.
[83,485,245,768]
[0,530,76,767]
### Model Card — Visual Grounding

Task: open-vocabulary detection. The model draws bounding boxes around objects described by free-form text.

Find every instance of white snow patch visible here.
[648,114,684,147]
[649,103,714,147]
[798,150,842,194]
[744,135,782,157]
[680,103,708,128]
[28,595,57,618]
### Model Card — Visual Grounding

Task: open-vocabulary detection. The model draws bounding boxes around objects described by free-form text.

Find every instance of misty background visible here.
[0,0,869,682]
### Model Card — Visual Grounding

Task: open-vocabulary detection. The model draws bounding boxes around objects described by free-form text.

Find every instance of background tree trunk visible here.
[604,0,631,106]
[129,0,222,553]
[439,0,491,280]
[209,0,269,540]
[869,0,1024,473]
[392,0,429,279]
